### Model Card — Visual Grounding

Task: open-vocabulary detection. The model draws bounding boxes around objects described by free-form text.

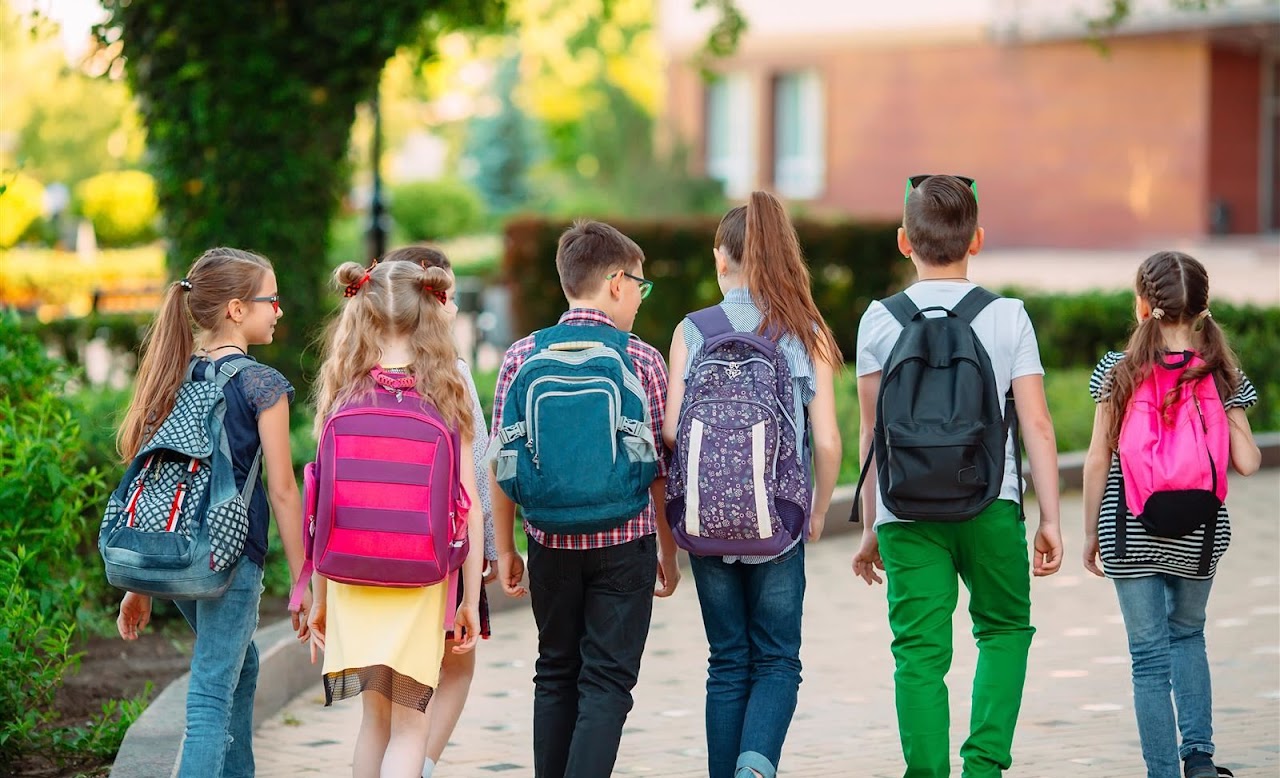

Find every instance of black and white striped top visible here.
[1089,351,1258,579]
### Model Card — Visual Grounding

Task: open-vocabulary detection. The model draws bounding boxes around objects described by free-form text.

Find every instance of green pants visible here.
[878,499,1034,778]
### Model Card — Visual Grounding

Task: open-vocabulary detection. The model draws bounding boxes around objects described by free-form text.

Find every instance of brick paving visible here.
[256,470,1280,776]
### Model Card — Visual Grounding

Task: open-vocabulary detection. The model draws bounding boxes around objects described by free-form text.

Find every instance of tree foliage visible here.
[94,1,505,389]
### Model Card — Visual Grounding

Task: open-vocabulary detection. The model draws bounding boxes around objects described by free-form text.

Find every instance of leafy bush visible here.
[0,173,45,249]
[75,170,159,247]
[390,180,486,242]
[0,312,141,765]
[502,216,905,362]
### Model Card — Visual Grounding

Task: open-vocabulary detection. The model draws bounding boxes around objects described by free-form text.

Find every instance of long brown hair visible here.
[1104,250,1240,448]
[312,259,473,437]
[714,191,842,365]
[117,247,271,460]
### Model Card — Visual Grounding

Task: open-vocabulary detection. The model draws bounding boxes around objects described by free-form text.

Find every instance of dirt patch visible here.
[12,597,292,778]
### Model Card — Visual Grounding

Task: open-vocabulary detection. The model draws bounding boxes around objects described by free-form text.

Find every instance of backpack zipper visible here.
[519,348,646,405]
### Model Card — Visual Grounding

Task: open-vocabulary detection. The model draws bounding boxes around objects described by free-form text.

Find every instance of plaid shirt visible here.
[491,308,669,550]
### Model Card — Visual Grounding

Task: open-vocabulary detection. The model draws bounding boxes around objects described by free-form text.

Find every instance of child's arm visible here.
[851,371,884,585]
[258,398,310,628]
[646,346,680,597]
[662,324,688,451]
[307,573,326,663]
[1011,374,1063,577]
[1081,403,1112,577]
[806,355,842,541]
[1227,407,1261,476]
[453,432,485,653]
[652,477,679,597]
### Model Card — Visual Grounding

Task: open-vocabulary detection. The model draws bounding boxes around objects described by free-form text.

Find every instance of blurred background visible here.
[0,1,1276,774]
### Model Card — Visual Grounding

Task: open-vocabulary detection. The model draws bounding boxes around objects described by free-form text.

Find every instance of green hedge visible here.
[502,216,905,359]
[1012,289,1279,431]
[75,171,159,248]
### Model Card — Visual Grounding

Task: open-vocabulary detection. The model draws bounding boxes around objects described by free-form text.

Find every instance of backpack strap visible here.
[687,305,734,340]
[880,293,920,328]
[849,443,874,523]
[1008,391,1024,522]
[949,286,1000,324]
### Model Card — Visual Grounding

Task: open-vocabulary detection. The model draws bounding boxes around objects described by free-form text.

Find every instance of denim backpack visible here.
[666,306,811,556]
[287,378,471,611]
[490,324,659,534]
[99,356,259,599]
[1115,351,1228,575]
[850,287,1021,523]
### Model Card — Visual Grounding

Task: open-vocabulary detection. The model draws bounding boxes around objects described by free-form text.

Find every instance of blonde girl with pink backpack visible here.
[1081,250,1261,778]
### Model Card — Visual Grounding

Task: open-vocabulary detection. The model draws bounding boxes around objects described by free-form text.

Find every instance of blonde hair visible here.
[312,260,472,437]
[118,247,271,460]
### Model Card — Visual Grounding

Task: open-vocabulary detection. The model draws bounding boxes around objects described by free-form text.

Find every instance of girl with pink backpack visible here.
[1082,251,1261,778]
[304,258,485,778]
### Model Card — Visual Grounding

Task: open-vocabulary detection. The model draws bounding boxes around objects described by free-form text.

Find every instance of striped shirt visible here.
[1089,351,1258,579]
[681,287,818,564]
[490,308,669,550]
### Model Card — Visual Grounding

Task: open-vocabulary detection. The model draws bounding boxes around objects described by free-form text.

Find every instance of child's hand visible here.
[1033,523,1063,577]
[451,603,481,654]
[852,532,884,585]
[292,589,313,642]
[1082,533,1104,578]
[117,593,152,641]
[483,559,498,585]
[655,551,680,598]
[307,603,327,664]
[497,550,527,598]
[807,511,826,542]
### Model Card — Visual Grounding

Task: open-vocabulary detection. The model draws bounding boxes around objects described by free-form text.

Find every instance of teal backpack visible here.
[490,324,659,534]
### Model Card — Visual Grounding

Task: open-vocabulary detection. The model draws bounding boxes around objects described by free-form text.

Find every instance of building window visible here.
[772,70,825,199]
[705,73,756,199]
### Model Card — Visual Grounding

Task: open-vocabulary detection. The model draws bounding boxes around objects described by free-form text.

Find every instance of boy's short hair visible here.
[555,220,645,299]
[904,176,979,266]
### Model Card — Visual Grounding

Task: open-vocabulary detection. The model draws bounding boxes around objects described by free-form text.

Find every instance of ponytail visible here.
[738,191,842,365]
[117,283,195,460]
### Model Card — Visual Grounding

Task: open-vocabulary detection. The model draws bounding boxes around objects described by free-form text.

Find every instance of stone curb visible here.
[110,432,1280,777]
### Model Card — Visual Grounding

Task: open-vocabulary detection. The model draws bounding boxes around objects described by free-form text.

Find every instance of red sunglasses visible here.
[250,295,281,313]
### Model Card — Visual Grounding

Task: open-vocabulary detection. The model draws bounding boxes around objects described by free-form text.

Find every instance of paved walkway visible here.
[256,470,1280,777]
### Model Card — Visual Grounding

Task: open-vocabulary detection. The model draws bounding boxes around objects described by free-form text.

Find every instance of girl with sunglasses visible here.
[114,247,310,777]
[662,191,843,778]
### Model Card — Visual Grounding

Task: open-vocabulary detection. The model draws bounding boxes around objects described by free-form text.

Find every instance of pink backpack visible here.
[288,380,470,611]
[1116,351,1228,573]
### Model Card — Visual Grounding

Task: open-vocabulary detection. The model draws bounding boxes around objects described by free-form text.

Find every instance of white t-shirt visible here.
[855,281,1044,527]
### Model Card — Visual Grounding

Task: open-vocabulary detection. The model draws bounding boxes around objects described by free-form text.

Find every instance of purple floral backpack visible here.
[666,306,811,556]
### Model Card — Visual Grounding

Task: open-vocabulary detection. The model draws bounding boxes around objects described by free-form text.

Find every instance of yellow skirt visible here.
[321,579,449,712]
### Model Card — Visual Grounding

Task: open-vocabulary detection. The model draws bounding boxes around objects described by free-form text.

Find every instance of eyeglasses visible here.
[605,271,653,300]
[250,295,281,313]
[904,174,978,204]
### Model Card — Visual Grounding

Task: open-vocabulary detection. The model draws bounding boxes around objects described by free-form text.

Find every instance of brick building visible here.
[659,0,1280,248]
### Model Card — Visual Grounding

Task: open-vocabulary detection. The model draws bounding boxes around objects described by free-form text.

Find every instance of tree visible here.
[464,53,534,213]
[94,2,504,388]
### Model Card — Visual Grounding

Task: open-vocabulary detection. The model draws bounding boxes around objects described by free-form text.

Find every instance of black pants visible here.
[527,534,657,778]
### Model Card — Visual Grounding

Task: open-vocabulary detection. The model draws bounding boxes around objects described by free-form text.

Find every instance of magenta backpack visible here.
[1116,351,1229,574]
[288,378,469,611]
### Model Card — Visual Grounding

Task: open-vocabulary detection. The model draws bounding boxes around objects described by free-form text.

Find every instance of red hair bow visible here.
[425,286,447,305]
[344,259,377,298]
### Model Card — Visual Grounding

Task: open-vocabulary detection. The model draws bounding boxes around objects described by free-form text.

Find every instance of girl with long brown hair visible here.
[1082,250,1261,778]
[305,258,484,778]
[661,191,842,778]
[114,247,309,777]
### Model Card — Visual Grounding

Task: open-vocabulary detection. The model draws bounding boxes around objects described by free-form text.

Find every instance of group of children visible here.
[106,176,1261,778]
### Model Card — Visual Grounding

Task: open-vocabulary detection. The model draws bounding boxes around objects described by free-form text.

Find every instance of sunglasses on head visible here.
[605,271,653,300]
[904,174,978,204]
[250,295,281,313]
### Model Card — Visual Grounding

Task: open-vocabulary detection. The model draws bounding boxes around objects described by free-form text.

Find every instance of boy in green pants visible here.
[851,174,1063,777]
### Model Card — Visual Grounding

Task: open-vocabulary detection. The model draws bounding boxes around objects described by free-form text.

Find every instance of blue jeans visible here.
[689,543,806,778]
[174,557,264,778]
[1113,574,1215,778]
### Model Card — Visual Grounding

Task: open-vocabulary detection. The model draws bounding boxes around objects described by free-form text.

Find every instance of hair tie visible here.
[344,259,377,298]
[1151,307,1165,320]
[1199,309,1212,320]
[178,279,192,291]
[425,286,447,305]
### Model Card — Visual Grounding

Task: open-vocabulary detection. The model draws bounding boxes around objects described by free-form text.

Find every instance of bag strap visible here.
[1007,391,1024,522]
[950,286,1000,324]
[880,292,920,328]
[849,444,874,524]
[687,305,734,340]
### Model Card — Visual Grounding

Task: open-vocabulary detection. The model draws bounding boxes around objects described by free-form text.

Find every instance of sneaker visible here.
[1183,751,1233,778]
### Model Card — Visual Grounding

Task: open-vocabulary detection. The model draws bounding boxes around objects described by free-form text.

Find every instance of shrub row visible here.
[0,171,159,249]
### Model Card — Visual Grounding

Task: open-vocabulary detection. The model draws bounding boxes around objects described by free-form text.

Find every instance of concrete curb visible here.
[110,433,1280,776]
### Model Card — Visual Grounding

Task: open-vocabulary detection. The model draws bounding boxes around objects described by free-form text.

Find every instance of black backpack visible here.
[851,287,1022,523]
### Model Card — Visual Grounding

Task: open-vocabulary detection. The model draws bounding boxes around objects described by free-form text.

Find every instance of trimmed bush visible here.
[501,216,905,361]
[0,174,45,249]
[75,170,159,247]
[390,180,486,242]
